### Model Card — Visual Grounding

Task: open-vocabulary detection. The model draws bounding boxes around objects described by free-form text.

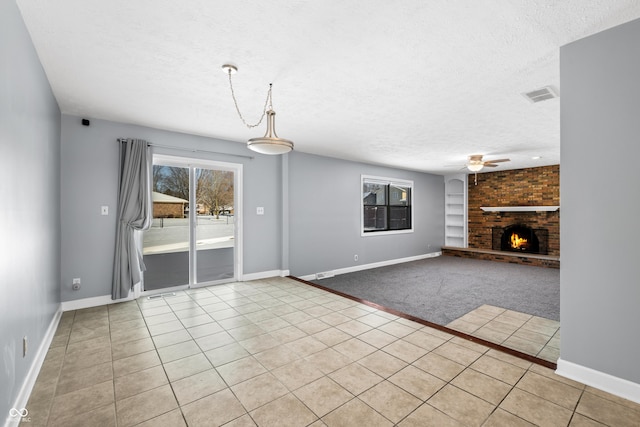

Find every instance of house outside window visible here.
[362,175,413,235]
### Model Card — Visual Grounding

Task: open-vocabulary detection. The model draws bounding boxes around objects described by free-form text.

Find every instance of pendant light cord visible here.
[227,70,273,129]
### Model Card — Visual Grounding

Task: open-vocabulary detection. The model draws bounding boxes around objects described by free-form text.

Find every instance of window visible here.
[362,176,413,235]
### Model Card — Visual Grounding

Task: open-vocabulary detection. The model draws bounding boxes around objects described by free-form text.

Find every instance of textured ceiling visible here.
[16,1,640,174]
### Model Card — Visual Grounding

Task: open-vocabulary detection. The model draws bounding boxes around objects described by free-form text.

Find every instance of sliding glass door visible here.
[142,155,241,291]
[143,163,190,290]
[194,168,235,283]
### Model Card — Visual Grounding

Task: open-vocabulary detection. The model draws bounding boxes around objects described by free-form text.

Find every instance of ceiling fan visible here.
[465,154,510,172]
[462,154,510,185]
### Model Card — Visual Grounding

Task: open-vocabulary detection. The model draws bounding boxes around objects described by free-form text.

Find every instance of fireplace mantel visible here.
[480,206,559,212]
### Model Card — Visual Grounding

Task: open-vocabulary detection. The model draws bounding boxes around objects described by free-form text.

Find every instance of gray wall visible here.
[60,116,446,299]
[560,18,640,383]
[0,0,61,418]
[288,152,444,277]
[60,115,284,301]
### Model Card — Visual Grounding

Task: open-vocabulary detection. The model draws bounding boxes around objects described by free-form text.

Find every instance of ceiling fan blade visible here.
[484,163,499,167]
[486,158,510,163]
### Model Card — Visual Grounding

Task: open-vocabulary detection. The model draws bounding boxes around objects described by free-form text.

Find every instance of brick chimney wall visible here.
[467,165,560,256]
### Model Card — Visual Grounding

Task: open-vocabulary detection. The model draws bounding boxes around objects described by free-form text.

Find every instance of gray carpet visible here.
[311,256,559,325]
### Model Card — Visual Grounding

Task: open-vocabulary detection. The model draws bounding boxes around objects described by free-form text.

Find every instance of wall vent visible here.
[315,271,335,280]
[522,86,558,103]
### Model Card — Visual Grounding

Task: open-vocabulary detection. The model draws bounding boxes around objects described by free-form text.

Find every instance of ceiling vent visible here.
[522,86,558,103]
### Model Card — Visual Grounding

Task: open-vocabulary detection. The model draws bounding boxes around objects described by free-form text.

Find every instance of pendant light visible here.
[222,64,293,155]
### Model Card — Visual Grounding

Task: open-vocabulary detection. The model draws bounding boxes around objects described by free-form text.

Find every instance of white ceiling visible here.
[16,1,640,174]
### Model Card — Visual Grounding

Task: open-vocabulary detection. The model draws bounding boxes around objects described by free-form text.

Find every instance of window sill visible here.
[361,229,414,237]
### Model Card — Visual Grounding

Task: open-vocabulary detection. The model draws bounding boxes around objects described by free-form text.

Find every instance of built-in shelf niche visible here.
[444,175,468,248]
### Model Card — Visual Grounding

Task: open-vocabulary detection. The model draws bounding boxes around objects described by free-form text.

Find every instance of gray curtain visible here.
[112,139,152,299]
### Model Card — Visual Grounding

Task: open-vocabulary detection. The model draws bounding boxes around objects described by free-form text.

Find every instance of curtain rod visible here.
[117,138,254,160]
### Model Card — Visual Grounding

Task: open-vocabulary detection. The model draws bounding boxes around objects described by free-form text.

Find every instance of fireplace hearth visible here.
[492,224,548,255]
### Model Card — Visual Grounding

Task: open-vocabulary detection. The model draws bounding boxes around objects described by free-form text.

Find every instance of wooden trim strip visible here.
[288,275,557,370]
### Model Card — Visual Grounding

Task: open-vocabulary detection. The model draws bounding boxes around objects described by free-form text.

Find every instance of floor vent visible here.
[315,271,335,280]
[147,292,177,300]
[522,86,558,103]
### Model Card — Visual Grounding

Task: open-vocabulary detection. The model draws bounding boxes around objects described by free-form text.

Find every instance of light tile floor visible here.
[447,305,561,363]
[24,277,639,426]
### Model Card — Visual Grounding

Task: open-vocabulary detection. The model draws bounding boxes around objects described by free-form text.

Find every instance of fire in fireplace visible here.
[492,224,548,255]
[510,232,529,250]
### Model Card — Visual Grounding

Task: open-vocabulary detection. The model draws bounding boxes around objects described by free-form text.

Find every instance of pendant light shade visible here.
[247,110,293,154]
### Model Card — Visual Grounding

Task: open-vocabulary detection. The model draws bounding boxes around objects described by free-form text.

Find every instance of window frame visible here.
[361,175,414,236]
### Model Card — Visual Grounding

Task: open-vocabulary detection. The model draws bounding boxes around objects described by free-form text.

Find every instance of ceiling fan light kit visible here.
[466,156,485,172]
[463,154,511,185]
[465,154,510,172]
[222,64,294,155]
[467,163,484,172]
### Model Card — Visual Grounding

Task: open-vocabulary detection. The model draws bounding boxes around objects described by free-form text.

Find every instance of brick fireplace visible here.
[443,165,560,268]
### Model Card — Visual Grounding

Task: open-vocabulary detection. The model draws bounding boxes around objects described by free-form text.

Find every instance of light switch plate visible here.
[101,206,109,215]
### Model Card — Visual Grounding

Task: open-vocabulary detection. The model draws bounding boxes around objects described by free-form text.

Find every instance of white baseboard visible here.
[241,270,290,282]
[61,271,294,310]
[556,358,640,404]
[61,294,131,311]
[5,307,62,427]
[299,251,442,281]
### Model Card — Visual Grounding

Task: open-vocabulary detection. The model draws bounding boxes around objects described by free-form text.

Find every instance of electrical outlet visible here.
[101,205,109,215]
[72,278,81,290]
[256,207,264,215]
[354,254,358,261]
[23,336,27,358]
